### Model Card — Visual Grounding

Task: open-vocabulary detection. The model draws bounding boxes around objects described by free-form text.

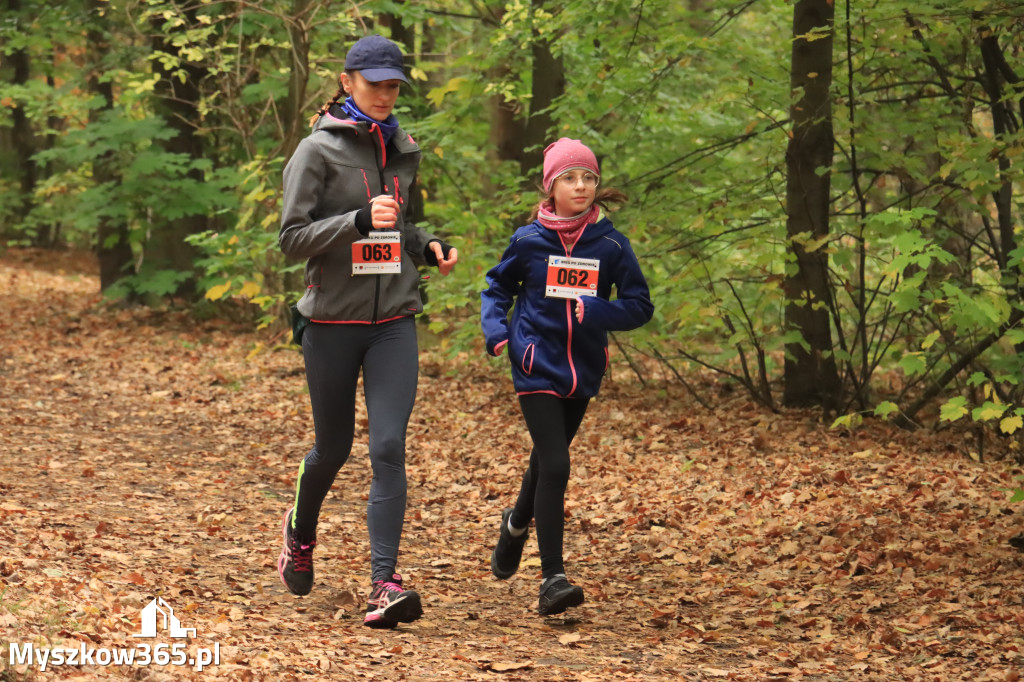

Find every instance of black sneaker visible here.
[363,573,423,629]
[491,508,529,579]
[538,575,584,615]
[277,508,316,596]
[1010,533,1024,552]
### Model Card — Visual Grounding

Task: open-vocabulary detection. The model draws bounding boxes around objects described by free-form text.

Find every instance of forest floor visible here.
[1,248,1023,681]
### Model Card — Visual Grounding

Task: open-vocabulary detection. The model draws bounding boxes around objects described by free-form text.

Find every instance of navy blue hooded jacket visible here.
[481,215,654,398]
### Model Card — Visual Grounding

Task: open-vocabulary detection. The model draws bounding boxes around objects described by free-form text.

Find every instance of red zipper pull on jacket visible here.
[360,169,372,201]
[370,122,387,168]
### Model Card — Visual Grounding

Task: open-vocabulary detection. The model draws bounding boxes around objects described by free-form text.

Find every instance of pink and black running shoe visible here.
[363,573,423,629]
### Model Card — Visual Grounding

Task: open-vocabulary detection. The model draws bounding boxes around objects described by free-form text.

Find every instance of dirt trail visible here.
[1,249,1023,681]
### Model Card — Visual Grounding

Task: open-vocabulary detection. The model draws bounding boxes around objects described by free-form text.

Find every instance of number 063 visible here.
[361,243,393,262]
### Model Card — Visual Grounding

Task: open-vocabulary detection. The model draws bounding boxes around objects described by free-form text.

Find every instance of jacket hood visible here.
[313,108,361,133]
[313,107,419,154]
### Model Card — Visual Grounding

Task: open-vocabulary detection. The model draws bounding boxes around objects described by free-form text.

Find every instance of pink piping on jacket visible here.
[324,111,357,125]
[370,123,387,168]
[521,344,535,375]
[310,314,408,326]
[360,169,371,200]
[564,299,578,396]
[516,239,582,398]
[319,111,400,325]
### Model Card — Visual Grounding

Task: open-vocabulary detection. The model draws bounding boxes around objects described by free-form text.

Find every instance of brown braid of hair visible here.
[308,80,346,128]
[529,186,629,221]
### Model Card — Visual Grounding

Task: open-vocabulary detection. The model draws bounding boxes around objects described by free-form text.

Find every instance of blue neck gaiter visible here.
[340,97,399,146]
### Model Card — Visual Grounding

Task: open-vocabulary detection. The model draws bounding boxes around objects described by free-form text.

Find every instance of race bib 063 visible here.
[352,232,402,275]
[545,255,600,299]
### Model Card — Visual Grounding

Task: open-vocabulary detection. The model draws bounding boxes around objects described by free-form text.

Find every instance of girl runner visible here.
[481,138,653,615]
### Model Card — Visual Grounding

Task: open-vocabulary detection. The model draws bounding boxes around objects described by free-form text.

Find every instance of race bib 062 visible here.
[545,255,600,299]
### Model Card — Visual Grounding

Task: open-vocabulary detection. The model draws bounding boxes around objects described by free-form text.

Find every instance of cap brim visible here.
[358,67,409,84]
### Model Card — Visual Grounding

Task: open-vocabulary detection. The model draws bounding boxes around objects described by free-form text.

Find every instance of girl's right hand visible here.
[370,195,400,229]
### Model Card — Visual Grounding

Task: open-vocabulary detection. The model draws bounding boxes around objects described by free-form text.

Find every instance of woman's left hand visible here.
[430,243,458,276]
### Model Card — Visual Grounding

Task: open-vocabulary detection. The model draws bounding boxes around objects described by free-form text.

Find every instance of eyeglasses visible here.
[556,171,600,188]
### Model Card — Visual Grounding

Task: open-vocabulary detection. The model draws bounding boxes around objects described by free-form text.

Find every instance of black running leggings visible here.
[291,316,418,583]
[509,393,590,580]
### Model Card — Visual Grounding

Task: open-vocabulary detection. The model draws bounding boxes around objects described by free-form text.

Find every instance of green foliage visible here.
[814,1,1024,441]
[107,268,192,299]
[33,111,213,232]
[4,0,1024,455]
[1010,476,1024,504]
[25,105,238,301]
[185,157,300,328]
[874,401,899,420]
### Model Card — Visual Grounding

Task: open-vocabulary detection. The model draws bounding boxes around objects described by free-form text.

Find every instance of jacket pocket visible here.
[305,256,323,288]
[521,343,535,375]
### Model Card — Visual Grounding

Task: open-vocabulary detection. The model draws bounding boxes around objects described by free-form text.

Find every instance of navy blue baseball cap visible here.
[344,34,409,83]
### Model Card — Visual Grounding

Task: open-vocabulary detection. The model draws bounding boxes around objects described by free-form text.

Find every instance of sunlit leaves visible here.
[940,396,968,422]
[972,401,1008,422]
[898,352,927,376]
[426,77,471,108]
[874,401,899,419]
[205,280,232,301]
[999,412,1023,435]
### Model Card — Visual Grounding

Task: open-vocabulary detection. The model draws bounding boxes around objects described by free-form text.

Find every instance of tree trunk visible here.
[488,59,524,189]
[282,0,313,163]
[7,0,40,242]
[520,0,564,182]
[87,0,132,292]
[475,4,523,195]
[380,4,416,63]
[979,33,1019,269]
[146,9,211,299]
[783,0,840,410]
[380,5,426,225]
[43,72,65,246]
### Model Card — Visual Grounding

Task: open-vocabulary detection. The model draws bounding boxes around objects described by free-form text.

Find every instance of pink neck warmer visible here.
[536,201,600,252]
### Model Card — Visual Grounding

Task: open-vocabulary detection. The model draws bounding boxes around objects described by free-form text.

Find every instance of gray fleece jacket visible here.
[279,107,442,324]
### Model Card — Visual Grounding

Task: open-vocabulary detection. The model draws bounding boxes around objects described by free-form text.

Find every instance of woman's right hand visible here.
[369,195,400,230]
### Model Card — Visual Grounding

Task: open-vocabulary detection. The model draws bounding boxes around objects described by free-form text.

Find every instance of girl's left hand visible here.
[575,297,584,323]
[430,242,458,276]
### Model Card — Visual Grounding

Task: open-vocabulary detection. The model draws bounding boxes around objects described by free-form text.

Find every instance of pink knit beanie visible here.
[542,138,600,192]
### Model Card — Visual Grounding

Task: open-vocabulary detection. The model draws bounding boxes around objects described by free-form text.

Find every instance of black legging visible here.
[509,393,590,579]
[291,316,418,583]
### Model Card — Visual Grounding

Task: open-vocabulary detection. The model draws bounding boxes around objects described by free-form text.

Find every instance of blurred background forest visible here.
[2,0,1024,476]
